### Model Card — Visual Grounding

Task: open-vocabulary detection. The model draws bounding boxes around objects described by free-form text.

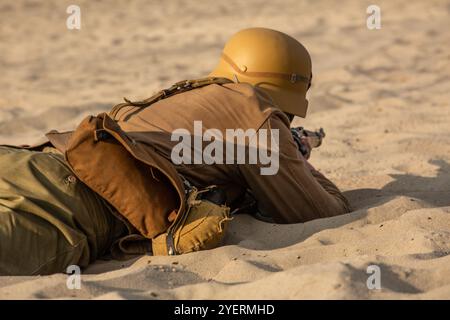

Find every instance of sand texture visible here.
[0,0,449,299]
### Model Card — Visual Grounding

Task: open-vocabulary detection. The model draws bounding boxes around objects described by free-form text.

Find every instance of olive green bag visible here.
[152,185,232,256]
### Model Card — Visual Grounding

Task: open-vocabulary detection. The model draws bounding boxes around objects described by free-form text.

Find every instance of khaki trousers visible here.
[0,146,126,275]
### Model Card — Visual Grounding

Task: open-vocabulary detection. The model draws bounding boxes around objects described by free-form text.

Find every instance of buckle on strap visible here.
[94,129,111,142]
[290,73,298,84]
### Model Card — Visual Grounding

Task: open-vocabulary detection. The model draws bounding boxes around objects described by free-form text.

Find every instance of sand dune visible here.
[0,0,449,299]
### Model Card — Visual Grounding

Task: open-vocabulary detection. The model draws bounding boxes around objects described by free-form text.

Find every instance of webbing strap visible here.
[109,77,233,119]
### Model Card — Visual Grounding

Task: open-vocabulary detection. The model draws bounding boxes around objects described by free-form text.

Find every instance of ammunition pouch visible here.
[152,185,232,256]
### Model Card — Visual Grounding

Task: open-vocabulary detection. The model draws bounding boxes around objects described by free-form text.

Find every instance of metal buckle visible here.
[290,73,298,83]
[94,129,110,142]
[183,80,192,89]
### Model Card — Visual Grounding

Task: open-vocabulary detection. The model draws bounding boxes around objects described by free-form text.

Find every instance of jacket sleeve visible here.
[238,113,351,223]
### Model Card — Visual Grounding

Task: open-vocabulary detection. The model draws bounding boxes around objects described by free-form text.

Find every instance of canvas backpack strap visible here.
[109,77,233,119]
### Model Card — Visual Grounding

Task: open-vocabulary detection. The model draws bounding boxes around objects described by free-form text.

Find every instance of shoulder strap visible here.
[109,77,232,119]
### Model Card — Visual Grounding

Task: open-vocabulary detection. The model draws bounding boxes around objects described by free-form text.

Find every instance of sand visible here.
[0,0,449,299]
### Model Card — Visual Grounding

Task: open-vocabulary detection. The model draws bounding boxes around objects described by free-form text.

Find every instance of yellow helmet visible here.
[210,27,312,118]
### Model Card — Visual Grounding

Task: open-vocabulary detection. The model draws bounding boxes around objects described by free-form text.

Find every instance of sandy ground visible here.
[1,0,450,299]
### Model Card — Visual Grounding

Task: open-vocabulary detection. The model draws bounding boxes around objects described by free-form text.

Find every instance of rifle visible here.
[291,127,326,157]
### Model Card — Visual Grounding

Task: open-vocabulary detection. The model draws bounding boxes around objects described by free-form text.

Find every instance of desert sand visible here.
[0,0,449,299]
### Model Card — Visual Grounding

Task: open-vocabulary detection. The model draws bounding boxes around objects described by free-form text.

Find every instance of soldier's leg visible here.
[0,146,125,275]
[0,204,89,275]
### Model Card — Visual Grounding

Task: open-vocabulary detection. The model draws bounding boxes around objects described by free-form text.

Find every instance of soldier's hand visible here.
[299,136,312,160]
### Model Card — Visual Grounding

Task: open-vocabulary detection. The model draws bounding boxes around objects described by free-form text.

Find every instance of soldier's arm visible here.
[238,113,351,223]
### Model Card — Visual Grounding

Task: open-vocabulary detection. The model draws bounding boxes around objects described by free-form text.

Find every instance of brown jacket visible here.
[48,79,350,238]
